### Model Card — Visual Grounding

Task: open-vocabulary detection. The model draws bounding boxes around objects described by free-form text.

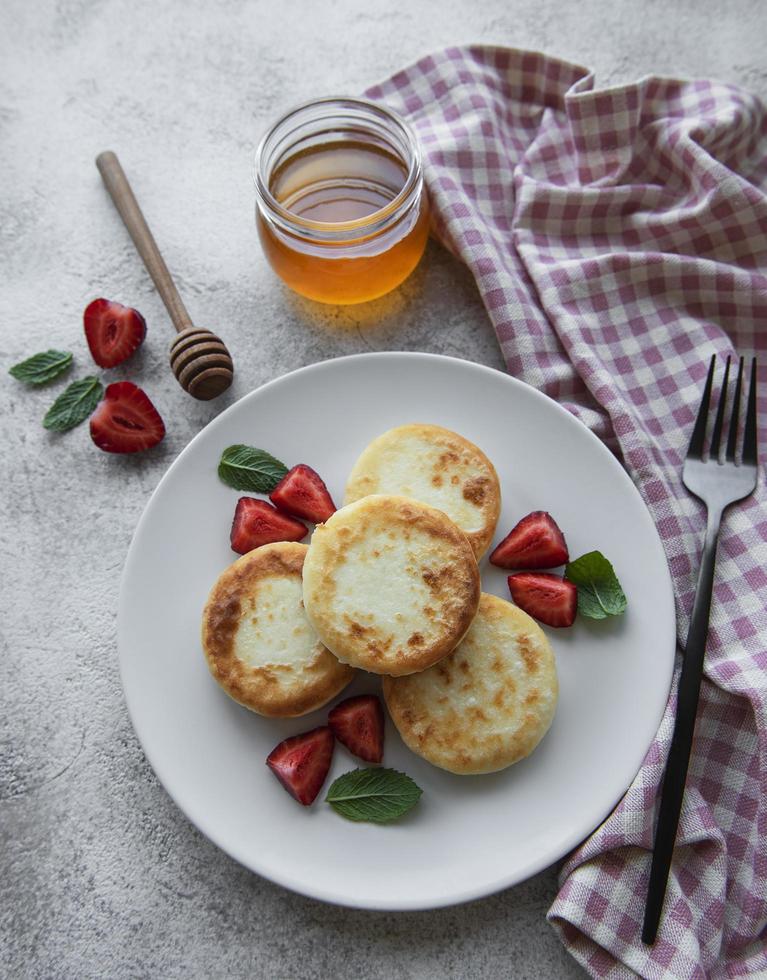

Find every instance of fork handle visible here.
[642,506,722,945]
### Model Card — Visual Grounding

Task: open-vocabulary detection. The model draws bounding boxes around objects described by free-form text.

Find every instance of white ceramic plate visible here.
[118,353,675,910]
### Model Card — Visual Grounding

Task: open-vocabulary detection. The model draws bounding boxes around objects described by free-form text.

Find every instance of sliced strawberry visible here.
[508,572,577,628]
[84,298,146,368]
[266,726,334,805]
[230,497,307,554]
[270,464,336,524]
[490,511,569,569]
[328,694,384,763]
[89,381,165,453]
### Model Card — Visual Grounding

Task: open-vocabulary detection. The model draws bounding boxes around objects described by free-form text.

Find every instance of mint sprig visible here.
[10,350,73,385]
[43,376,103,432]
[565,550,627,620]
[218,444,288,493]
[326,768,423,824]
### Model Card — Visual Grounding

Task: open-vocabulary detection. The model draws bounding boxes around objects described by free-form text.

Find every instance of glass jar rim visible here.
[253,95,422,241]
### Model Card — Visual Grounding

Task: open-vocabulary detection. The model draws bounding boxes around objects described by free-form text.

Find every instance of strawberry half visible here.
[84,298,146,368]
[266,726,335,806]
[230,497,307,554]
[89,381,165,453]
[270,464,336,524]
[508,572,577,628]
[328,694,384,763]
[490,511,569,569]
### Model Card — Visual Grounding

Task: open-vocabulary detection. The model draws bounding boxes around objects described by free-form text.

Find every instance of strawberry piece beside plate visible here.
[266,726,335,806]
[490,511,569,569]
[270,464,337,524]
[508,572,577,628]
[84,298,146,368]
[230,497,307,554]
[89,381,165,453]
[328,694,385,763]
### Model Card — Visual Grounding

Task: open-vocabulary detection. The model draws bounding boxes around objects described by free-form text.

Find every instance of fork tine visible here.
[726,357,744,462]
[710,356,731,460]
[743,358,758,465]
[688,355,716,459]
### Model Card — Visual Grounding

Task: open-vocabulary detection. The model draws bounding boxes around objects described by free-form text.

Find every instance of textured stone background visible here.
[2,2,765,977]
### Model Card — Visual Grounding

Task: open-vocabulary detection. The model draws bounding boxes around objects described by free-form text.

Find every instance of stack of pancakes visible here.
[202,424,558,775]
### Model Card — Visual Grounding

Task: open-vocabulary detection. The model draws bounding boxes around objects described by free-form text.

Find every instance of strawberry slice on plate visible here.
[266,726,335,805]
[490,511,569,569]
[230,498,307,554]
[89,381,165,453]
[508,572,577,628]
[328,694,384,763]
[84,298,146,368]
[270,464,337,524]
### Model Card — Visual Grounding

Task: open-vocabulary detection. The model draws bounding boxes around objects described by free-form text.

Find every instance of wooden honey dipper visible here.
[95,151,234,400]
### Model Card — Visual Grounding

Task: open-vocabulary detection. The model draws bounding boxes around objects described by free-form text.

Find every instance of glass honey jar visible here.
[254,97,429,305]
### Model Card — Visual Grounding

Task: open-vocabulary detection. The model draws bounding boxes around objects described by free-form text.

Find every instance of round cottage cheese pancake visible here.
[302,495,480,676]
[344,424,501,559]
[383,593,558,774]
[201,542,354,717]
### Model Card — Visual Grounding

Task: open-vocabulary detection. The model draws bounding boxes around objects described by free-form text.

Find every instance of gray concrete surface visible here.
[2,1,765,977]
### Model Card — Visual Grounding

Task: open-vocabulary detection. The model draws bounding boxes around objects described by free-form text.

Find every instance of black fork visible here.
[642,355,759,945]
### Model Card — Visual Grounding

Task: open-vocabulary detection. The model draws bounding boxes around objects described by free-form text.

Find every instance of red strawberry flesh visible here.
[230,497,307,554]
[328,694,384,763]
[89,381,165,454]
[490,511,569,569]
[270,464,336,524]
[266,726,334,805]
[84,298,146,368]
[508,572,577,628]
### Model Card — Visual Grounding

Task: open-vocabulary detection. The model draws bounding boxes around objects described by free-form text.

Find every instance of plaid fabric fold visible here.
[367,46,767,979]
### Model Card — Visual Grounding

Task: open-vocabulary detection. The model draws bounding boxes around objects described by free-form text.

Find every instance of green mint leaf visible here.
[9,350,73,385]
[218,444,288,492]
[43,376,103,432]
[565,550,627,620]
[326,768,423,824]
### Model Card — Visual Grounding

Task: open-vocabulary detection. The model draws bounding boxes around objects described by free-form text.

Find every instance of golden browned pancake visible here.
[302,495,480,676]
[201,542,354,716]
[383,593,557,774]
[344,424,501,559]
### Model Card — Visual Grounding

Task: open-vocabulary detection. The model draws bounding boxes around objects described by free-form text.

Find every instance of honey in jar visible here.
[254,98,429,305]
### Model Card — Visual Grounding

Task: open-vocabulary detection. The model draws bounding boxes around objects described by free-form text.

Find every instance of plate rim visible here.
[118,351,675,910]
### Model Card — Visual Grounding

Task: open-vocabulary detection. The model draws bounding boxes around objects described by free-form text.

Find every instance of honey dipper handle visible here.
[96,151,192,334]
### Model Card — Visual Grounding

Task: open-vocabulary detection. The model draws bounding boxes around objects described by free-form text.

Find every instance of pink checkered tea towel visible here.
[367,46,767,979]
